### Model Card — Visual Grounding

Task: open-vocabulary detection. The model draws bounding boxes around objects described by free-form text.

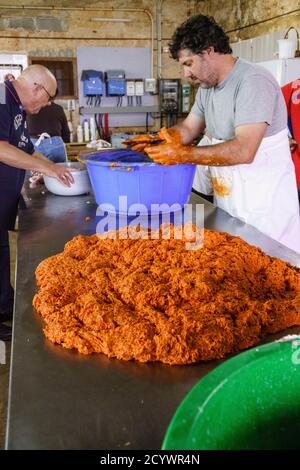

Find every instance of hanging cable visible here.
[225,7,300,34]
[95,114,101,139]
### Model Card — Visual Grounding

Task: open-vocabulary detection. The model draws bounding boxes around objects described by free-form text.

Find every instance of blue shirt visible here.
[0,80,34,229]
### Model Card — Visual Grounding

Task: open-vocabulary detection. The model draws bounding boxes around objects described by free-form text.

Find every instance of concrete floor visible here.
[0,231,17,449]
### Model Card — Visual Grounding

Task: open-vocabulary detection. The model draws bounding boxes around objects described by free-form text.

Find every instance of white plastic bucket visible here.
[278,39,296,59]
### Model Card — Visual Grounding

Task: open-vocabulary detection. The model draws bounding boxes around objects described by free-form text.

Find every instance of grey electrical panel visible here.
[159,79,180,113]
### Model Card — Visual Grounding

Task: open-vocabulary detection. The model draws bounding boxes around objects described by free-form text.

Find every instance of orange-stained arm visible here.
[146,122,268,166]
[170,111,206,145]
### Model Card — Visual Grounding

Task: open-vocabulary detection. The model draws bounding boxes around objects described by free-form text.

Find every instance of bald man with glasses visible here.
[33,82,56,102]
[0,65,74,341]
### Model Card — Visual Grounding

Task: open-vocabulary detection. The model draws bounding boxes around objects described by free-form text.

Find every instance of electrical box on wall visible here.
[159,79,180,113]
[135,79,144,96]
[77,46,156,127]
[105,70,126,96]
[81,70,103,95]
[126,80,135,96]
[145,78,158,94]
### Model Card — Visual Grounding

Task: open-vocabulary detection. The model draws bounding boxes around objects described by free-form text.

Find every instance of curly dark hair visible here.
[169,15,232,59]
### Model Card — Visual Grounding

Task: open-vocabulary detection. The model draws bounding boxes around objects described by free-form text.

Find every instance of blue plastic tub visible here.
[79,150,196,214]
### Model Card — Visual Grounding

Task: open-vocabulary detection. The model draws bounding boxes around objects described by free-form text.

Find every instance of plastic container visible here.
[79,149,196,214]
[68,121,73,143]
[90,117,97,141]
[77,125,83,143]
[43,162,91,196]
[162,336,300,450]
[84,119,90,142]
[278,39,296,58]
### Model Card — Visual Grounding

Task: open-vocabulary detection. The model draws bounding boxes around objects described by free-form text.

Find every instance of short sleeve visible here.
[191,88,205,119]
[234,74,277,128]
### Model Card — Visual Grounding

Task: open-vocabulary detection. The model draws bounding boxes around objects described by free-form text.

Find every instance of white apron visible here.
[193,129,300,253]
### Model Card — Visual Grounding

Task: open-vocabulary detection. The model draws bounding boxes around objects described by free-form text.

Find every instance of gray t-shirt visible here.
[191,58,287,139]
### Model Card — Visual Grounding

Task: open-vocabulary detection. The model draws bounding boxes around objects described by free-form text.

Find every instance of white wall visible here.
[231,30,296,62]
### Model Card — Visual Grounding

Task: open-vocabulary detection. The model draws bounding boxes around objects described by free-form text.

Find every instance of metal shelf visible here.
[80,105,160,115]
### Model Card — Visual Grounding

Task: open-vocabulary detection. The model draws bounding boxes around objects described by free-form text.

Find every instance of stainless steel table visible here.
[6,186,300,449]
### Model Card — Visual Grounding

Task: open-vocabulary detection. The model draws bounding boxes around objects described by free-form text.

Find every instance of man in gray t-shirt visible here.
[146,14,300,252]
[191,57,287,140]
[146,14,287,167]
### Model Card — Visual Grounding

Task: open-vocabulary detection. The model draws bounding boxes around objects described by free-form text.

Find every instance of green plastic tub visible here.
[162,337,300,450]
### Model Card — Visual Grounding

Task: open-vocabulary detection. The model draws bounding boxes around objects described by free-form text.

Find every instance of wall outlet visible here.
[67,99,76,110]
[145,78,158,94]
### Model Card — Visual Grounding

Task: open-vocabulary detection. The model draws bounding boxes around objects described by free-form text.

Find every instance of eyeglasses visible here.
[34,82,56,101]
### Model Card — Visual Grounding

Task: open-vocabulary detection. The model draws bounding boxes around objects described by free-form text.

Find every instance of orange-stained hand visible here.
[123,127,185,161]
[123,133,158,144]
[158,127,183,145]
[145,142,195,165]
[130,143,149,152]
[124,133,162,145]
[123,133,163,154]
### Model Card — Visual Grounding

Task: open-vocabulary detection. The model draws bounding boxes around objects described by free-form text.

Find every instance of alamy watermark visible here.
[95,196,205,250]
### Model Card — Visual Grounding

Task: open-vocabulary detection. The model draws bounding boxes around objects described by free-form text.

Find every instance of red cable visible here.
[104,113,109,142]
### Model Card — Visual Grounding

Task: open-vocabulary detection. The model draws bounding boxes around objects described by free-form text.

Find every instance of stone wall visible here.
[204,0,300,42]
[0,1,197,132]
[0,1,193,79]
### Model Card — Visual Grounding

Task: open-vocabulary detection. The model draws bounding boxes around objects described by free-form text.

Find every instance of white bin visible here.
[278,39,296,59]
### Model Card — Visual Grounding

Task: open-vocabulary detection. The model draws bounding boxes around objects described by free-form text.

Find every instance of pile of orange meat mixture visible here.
[33,224,300,365]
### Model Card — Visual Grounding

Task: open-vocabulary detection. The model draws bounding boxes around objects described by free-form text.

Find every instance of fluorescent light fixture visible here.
[90,17,131,23]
